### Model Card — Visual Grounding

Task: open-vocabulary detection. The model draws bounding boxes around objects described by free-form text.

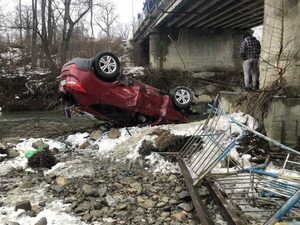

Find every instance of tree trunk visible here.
[31,0,38,69]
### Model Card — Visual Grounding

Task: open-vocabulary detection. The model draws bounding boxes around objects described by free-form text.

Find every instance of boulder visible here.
[32,140,49,150]
[8,149,20,158]
[56,176,69,187]
[178,203,194,212]
[139,200,156,209]
[82,184,94,196]
[34,217,47,225]
[79,140,91,149]
[15,200,32,211]
[108,128,121,139]
[90,130,102,141]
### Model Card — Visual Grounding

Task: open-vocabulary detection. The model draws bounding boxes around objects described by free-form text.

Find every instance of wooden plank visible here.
[178,157,214,225]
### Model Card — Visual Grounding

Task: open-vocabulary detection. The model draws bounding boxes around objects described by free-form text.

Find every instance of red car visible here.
[59,52,193,126]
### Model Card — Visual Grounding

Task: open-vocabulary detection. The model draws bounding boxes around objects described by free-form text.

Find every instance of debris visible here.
[27,149,56,168]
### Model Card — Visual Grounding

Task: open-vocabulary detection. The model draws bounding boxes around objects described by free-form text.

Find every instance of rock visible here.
[138,140,154,156]
[161,197,169,203]
[108,128,121,139]
[82,184,94,196]
[80,140,91,149]
[19,181,33,189]
[156,202,166,208]
[137,196,144,203]
[7,149,19,158]
[140,200,156,209]
[168,174,177,181]
[169,199,179,205]
[82,212,92,222]
[178,203,194,212]
[34,217,47,225]
[105,195,116,207]
[90,130,102,140]
[52,185,63,194]
[56,176,69,187]
[127,188,137,193]
[160,212,171,218]
[90,210,102,218]
[5,222,20,225]
[175,186,183,192]
[32,140,49,150]
[102,218,116,223]
[171,211,187,221]
[75,202,90,214]
[15,200,32,211]
[98,187,107,197]
[179,191,191,201]
[28,149,56,169]
[0,142,7,153]
[0,201,3,207]
[39,201,46,207]
[117,203,128,210]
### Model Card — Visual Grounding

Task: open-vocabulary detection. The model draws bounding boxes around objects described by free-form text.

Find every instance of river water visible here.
[0,110,98,140]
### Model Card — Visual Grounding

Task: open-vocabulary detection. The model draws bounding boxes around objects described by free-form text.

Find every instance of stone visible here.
[105,195,116,207]
[80,140,91,149]
[82,184,94,196]
[90,130,102,141]
[34,217,47,225]
[160,212,171,218]
[117,203,128,210]
[156,202,166,208]
[5,222,20,225]
[102,218,116,223]
[140,200,156,209]
[15,200,32,211]
[161,197,169,203]
[52,185,63,194]
[75,202,90,214]
[90,210,102,218]
[32,140,49,150]
[19,181,33,189]
[98,187,107,197]
[56,176,69,187]
[178,203,194,212]
[82,212,92,222]
[179,191,191,201]
[175,186,183,192]
[171,211,187,221]
[0,142,7,152]
[108,128,121,139]
[137,196,144,203]
[0,201,3,207]
[7,149,20,158]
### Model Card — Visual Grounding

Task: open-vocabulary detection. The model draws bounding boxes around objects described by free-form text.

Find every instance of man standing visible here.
[240,32,261,91]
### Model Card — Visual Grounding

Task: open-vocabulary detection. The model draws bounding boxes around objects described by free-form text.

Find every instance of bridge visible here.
[133,0,264,73]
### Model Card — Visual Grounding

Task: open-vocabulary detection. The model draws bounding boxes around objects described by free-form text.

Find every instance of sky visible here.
[0,0,144,24]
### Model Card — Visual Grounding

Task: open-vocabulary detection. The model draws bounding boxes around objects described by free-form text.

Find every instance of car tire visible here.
[93,52,120,81]
[171,86,193,109]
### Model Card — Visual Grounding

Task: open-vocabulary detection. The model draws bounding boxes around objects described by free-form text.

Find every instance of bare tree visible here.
[31,0,38,69]
[19,0,23,45]
[95,1,118,39]
[116,23,131,40]
[60,0,91,64]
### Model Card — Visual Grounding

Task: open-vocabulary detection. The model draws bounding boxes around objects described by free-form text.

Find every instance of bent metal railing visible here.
[177,95,300,225]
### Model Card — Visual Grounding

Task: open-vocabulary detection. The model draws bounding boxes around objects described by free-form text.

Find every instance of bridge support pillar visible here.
[149,29,244,74]
[260,0,300,93]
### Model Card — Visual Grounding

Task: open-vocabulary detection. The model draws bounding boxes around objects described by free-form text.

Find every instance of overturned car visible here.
[59,52,193,126]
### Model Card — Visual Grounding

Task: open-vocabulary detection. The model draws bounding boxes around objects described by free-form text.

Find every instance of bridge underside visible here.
[133,0,264,73]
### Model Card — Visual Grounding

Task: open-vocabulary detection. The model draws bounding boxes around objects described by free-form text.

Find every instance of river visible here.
[0,110,98,140]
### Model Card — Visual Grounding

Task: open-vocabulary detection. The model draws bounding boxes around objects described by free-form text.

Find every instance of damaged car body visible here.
[59,52,193,126]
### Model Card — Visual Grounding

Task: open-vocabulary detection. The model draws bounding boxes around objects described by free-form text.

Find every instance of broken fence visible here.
[176,96,300,225]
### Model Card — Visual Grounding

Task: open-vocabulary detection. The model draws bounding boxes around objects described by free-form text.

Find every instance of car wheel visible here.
[94,52,120,81]
[171,86,193,109]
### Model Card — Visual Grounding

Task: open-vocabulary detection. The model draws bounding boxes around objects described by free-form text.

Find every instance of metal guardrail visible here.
[177,95,300,225]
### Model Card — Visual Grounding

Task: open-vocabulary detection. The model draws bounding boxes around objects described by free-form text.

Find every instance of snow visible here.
[65,132,90,147]
[1,112,299,225]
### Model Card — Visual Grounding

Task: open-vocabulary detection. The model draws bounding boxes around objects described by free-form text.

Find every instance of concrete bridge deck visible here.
[134,0,264,43]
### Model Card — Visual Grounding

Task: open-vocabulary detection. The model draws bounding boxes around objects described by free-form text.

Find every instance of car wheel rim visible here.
[175,89,190,104]
[99,55,117,74]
